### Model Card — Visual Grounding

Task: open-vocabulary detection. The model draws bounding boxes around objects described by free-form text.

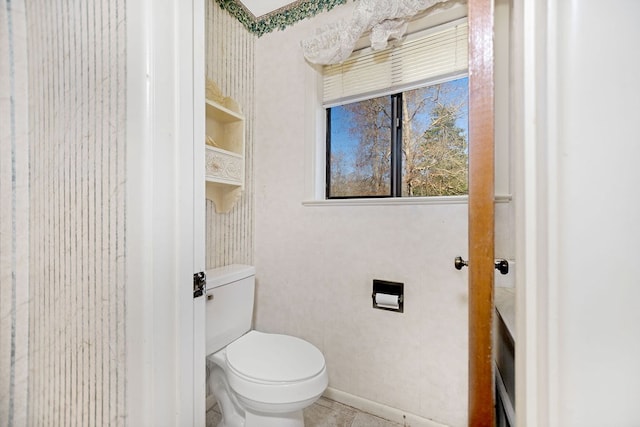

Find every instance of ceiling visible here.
[238,0,298,17]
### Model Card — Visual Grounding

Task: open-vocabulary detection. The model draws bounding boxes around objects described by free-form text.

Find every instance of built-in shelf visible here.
[205,96,245,213]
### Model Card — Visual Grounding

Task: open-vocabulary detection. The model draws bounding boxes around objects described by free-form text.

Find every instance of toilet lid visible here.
[226,331,325,383]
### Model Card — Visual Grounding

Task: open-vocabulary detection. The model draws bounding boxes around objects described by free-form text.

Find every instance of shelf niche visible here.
[205,83,245,214]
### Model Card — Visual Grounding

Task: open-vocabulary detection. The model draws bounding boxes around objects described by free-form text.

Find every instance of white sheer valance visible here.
[301,0,456,65]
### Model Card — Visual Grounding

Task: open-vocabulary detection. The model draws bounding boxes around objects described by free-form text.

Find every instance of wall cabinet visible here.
[205,96,244,213]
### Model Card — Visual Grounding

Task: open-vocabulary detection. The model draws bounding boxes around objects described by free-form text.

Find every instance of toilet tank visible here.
[205,264,256,355]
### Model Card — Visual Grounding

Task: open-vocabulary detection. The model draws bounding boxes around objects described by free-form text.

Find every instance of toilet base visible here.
[245,409,304,427]
[209,359,315,427]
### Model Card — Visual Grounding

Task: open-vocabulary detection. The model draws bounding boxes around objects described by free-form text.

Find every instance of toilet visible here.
[205,264,328,427]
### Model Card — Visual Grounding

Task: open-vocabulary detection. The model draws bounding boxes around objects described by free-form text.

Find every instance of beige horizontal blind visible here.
[323,19,468,107]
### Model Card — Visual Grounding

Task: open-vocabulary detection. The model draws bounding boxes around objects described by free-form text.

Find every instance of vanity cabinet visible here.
[205,96,245,213]
[495,288,515,426]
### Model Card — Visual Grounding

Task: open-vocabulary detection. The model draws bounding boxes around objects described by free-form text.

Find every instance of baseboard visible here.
[323,387,449,427]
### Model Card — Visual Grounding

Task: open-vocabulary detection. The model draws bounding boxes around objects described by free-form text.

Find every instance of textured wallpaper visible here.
[1,0,29,424]
[205,0,255,268]
[0,0,127,425]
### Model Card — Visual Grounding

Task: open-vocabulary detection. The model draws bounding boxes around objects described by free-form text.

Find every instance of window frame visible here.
[324,75,470,200]
[325,93,405,199]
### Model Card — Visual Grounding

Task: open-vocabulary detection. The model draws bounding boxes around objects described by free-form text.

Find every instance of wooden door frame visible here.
[467,0,495,425]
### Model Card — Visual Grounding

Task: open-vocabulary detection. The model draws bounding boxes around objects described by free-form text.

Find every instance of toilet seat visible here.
[227,331,326,382]
[224,331,328,406]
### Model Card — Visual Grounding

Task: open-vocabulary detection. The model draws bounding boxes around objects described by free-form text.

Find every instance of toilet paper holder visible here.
[372,279,404,313]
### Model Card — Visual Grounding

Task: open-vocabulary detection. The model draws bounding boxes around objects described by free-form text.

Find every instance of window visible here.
[322,20,469,199]
[327,77,468,198]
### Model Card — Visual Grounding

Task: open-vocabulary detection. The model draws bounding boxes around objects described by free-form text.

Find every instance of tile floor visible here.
[206,396,403,427]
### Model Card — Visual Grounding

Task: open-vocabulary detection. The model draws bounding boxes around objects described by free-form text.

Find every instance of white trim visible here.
[516,0,557,425]
[126,0,197,424]
[516,0,536,424]
[125,0,154,423]
[303,60,326,201]
[192,0,207,425]
[176,0,200,425]
[302,194,511,207]
[323,388,448,427]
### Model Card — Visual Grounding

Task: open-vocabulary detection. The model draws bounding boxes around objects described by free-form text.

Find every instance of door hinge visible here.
[193,271,206,298]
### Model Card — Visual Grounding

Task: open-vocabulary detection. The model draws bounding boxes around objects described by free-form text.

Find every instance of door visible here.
[467,0,495,425]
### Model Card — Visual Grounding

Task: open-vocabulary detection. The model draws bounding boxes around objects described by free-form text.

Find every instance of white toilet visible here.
[205,264,328,427]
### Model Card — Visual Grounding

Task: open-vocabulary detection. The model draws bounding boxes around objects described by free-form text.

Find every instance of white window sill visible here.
[302,194,512,207]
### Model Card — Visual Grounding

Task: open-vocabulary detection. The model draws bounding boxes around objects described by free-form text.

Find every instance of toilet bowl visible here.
[208,330,328,427]
[205,265,328,427]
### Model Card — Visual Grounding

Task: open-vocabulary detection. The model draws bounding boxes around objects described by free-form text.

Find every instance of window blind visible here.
[323,19,468,107]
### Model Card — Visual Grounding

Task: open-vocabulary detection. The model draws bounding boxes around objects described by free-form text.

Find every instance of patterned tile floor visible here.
[206,396,403,427]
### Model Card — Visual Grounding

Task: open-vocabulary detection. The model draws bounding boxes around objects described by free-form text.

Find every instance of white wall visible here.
[516,1,640,425]
[254,4,477,426]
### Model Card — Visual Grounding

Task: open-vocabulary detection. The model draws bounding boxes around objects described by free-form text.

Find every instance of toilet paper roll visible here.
[375,293,400,309]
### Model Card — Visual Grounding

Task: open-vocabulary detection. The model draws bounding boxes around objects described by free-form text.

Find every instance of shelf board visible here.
[205,99,244,123]
[205,145,242,158]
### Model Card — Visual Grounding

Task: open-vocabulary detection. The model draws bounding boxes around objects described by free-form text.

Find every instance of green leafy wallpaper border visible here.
[215,0,348,37]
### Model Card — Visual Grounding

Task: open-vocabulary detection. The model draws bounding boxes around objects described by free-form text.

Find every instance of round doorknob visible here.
[454,256,468,270]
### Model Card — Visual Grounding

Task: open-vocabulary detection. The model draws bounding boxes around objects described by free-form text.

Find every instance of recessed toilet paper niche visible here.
[372,279,404,313]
